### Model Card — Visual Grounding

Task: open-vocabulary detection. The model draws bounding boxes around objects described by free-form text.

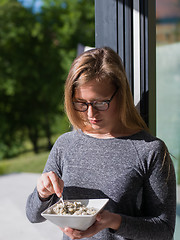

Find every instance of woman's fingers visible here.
[59,219,103,239]
[37,171,63,199]
[48,172,63,197]
[60,227,79,239]
[59,211,122,239]
[38,177,52,197]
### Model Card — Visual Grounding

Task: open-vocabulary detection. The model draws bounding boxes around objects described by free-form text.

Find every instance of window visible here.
[156,0,180,239]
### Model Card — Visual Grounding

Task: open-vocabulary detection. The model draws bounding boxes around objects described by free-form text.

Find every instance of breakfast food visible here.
[48,201,97,216]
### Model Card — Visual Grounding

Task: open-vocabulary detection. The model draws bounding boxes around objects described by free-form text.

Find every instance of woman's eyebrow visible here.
[75,97,108,102]
[74,97,87,101]
[74,95,110,101]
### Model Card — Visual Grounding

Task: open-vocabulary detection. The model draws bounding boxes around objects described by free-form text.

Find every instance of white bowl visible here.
[41,198,109,231]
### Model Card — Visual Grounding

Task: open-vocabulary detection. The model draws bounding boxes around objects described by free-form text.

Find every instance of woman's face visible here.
[73,80,120,136]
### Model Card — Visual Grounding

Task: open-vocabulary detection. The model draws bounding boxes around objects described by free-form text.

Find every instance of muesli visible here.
[47,201,97,216]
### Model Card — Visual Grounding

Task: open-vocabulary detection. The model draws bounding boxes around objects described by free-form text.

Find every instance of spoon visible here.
[60,196,64,207]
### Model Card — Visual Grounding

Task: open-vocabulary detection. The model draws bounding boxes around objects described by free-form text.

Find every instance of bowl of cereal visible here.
[41,198,109,231]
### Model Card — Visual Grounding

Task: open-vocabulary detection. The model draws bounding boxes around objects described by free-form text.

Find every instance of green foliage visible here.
[0,0,95,159]
[0,150,49,174]
[41,0,95,76]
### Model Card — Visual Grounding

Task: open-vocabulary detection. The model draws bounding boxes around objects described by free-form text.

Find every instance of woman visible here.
[26,47,176,240]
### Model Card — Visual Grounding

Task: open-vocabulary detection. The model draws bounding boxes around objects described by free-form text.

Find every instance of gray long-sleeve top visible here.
[26,130,176,240]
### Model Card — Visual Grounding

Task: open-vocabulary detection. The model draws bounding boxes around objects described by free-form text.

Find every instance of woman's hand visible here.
[59,210,122,239]
[37,171,64,200]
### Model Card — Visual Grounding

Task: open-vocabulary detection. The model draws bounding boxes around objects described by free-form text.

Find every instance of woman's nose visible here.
[87,105,97,117]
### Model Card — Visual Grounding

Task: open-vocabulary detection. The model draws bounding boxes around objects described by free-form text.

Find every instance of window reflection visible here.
[156,0,180,45]
[156,1,180,239]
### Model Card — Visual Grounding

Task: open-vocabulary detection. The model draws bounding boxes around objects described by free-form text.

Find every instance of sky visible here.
[17,0,43,12]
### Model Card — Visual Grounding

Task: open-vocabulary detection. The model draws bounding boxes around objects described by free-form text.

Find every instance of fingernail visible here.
[74,231,81,238]
[56,192,61,198]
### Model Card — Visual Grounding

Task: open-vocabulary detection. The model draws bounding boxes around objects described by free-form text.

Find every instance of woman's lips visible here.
[89,119,102,124]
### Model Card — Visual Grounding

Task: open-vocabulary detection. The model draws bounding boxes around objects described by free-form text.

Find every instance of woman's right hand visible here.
[37,171,64,200]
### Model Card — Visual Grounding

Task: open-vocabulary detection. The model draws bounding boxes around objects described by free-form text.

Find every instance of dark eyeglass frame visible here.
[73,89,118,112]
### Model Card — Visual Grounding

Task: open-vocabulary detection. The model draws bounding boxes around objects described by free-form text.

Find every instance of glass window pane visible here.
[156,0,180,239]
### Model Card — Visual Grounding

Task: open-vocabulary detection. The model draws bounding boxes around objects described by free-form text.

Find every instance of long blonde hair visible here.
[65,47,148,132]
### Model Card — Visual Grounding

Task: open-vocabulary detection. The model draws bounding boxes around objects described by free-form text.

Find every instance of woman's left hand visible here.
[59,210,122,239]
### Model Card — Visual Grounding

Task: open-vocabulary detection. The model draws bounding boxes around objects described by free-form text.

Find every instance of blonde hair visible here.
[65,47,148,132]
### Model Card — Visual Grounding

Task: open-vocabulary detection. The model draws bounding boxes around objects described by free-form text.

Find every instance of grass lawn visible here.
[0,133,60,175]
[0,150,49,175]
[0,114,71,175]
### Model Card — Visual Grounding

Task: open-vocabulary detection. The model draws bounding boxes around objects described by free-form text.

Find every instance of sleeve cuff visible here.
[109,215,127,236]
[38,192,53,202]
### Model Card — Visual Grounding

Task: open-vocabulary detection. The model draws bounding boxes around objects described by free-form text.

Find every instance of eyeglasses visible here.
[73,89,118,112]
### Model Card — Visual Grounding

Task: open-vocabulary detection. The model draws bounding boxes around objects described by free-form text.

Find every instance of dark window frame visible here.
[95,0,156,135]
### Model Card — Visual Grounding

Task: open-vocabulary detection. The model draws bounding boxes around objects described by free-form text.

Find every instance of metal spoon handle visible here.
[60,196,64,207]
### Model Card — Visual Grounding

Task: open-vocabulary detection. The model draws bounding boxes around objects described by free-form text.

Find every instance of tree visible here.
[0,0,39,156]
[0,0,95,158]
[41,0,95,74]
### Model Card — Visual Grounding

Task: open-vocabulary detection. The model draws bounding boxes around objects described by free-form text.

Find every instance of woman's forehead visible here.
[74,81,116,100]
